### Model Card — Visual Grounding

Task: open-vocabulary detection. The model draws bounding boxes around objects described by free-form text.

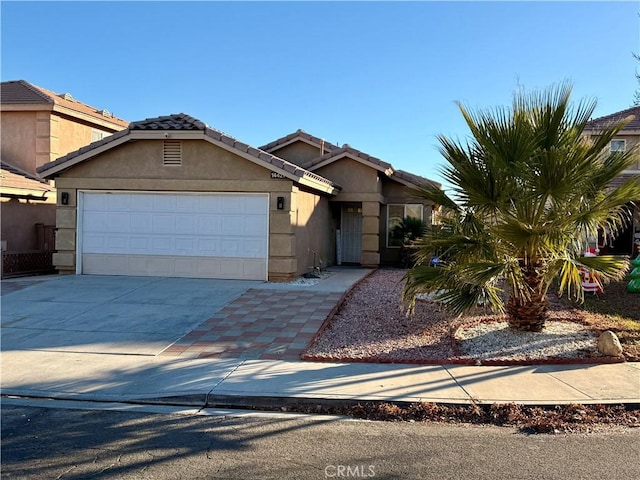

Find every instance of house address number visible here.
[271,172,286,179]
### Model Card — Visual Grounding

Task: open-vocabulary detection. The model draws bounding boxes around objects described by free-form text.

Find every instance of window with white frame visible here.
[387,204,423,247]
[610,139,626,152]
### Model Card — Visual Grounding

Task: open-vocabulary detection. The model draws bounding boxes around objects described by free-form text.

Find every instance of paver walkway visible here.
[160,289,343,361]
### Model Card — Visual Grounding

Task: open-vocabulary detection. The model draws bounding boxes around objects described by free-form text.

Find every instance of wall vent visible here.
[163,140,182,166]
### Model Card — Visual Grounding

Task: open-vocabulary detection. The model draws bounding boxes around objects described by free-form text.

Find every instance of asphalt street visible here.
[2,401,639,480]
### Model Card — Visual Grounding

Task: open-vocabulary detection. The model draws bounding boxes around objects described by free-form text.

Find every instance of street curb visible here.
[5,392,639,411]
[144,393,640,411]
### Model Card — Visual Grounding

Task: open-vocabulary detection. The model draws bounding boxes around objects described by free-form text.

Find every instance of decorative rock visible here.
[597,331,623,357]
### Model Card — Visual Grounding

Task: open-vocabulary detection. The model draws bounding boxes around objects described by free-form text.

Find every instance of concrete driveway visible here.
[1,275,257,355]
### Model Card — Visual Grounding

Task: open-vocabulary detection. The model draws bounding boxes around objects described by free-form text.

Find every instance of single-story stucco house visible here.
[36,113,440,281]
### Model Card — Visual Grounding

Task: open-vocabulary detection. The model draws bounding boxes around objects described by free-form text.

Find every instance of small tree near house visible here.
[390,216,428,267]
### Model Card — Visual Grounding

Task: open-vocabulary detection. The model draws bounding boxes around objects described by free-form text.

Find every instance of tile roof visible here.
[303,144,441,188]
[304,144,393,171]
[586,106,640,131]
[0,80,53,104]
[1,80,129,129]
[130,113,208,130]
[1,160,53,194]
[259,129,341,154]
[36,113,340,194]
[393,169,440,188]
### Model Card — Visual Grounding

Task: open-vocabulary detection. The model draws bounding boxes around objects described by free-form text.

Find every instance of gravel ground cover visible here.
[304,268,639,364]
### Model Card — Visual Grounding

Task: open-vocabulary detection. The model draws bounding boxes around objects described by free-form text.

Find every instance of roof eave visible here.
[51,104,128,130]
[308,151,392,174]
[37,133,132,179]
[0,103,128,130]
[1,103,54,112]
[298,174,341,195]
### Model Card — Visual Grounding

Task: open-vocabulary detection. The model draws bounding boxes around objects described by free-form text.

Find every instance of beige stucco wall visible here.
[314,158,381,201]
[269,142,321,166]
[612,134,640,170]
[0,197,56,251]
[52,139,306,279]
[60,140,277,181]
[52,115,112,162]
[1,111,39,174]
[0,110,124,175]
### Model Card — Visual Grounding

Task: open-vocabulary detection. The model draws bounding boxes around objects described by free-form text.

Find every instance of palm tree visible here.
[402,83,640,332]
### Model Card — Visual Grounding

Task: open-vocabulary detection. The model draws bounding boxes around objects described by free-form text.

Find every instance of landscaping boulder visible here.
[597,331,623,357]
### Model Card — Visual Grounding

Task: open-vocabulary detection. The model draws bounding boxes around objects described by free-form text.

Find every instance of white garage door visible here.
[78,192,269,280]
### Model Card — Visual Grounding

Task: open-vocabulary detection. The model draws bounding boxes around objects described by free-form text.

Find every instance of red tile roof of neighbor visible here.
[586,106,640,131]
[0,80,129,129]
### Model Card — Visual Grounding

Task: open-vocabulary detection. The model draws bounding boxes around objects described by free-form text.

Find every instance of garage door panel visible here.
[151,236,175,253]
[106,213,130,232]
[82,253,265,280]
[176,196,199,212]
[107,194,131,211]
[222,196,243,213]
[135,194,155,211]
[175,215,197,233]
[130,237,150,252]
[83,234,105,251]
[130,214,152,232]
[245,217,267,235]
[197,195,222,213]
[80,192,268,280]
[243,239,266,256]
[175,238,195,254]
[220,239,240,255]
[197,216,221,235]
[106,236,128,250]
[152,214,176,234]
[197,238,219,256]
[245,196,268,213]
[221,216,243,234]
[83,194,109,211]
[153,195,177,212]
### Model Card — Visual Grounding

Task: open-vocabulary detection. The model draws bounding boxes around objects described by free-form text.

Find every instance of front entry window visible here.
[387,204,423,247]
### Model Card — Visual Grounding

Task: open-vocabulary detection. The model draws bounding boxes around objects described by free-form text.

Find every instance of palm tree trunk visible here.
[506,262,549,332]
[506,294,548,332]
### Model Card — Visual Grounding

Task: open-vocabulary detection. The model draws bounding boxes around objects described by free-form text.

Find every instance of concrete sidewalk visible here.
[2,268,639,408]
[2,349,639,407]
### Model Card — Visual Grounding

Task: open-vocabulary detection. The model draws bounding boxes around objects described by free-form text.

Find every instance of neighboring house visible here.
[0,161,56,276]
[0,80,128,276]
[583,106,640,257]
[37,113,440,281]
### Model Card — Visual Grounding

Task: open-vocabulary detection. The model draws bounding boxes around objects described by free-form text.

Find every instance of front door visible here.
[341,204,362,264]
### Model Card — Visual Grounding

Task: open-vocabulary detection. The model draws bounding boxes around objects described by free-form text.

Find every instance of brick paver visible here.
[160,289,342,360]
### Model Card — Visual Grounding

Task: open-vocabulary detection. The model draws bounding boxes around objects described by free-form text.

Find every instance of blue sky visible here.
[2,1,638,186]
